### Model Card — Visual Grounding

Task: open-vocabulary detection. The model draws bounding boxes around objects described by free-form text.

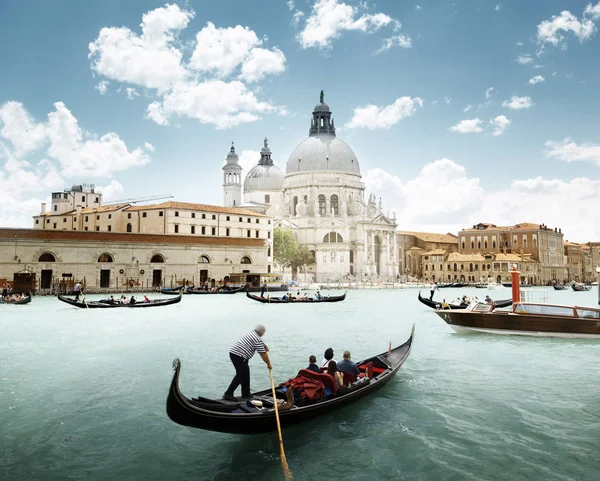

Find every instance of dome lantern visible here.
[309,90,336,137]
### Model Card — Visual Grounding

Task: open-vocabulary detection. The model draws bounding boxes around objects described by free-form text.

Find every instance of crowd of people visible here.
[265,290,323,302]
[103,295,152,305]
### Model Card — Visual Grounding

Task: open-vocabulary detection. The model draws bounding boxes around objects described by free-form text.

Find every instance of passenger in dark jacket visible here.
[306,355,321,373]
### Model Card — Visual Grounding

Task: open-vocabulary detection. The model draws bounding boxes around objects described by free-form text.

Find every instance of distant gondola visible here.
[160,287,186,295]
[186,286,245,295]
[1,295,31,305]
[165,325,414,434]
[553,284,568,291]
[57,292,182,309]
[418,291,512,310]
[572,283,592,292]
[246,291,346,303]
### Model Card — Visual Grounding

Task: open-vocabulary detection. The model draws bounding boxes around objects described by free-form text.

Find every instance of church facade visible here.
[223,93,398,282]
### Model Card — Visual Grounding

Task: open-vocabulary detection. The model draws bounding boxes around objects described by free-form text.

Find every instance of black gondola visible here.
[186,286,245,295]
[1,295,31,305]
[166,325,414,434]
[246,291,346,303]
[418,291,512,310]
[572,283,592,292]
[160,287,185,295]
[57,293,182,309]
[553,284,568,291]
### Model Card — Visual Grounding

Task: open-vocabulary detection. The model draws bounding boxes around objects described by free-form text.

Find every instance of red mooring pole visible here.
[511,266,521,303]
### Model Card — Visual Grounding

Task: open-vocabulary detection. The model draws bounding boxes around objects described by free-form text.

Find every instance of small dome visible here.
[286,133,360,175]
[224,142,239,166]
[244,164,285,193]
[313,102,330,113]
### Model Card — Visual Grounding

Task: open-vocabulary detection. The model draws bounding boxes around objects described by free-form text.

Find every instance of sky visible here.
[1,0,600,241]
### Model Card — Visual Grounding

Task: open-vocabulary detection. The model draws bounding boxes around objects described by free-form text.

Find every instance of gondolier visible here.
[429,281,439,301]
[73,282,83,301]
[223,325,271,402]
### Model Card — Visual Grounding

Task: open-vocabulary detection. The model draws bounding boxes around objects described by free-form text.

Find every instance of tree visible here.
[273,228,314,279]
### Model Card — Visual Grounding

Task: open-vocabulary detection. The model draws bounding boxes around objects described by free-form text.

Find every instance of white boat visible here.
[487,282,508,290]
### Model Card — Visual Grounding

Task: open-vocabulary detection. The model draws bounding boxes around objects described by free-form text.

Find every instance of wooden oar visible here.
[268,367,293,481]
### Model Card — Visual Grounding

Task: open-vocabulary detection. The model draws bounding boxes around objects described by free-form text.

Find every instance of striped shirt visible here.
[229,330,266,360]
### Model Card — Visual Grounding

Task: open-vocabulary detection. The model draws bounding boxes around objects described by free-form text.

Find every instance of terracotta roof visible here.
[494,253,536,262]
[406,246,424,251]
[420,249,447,256]
[36,204,130,217]
[0,228,265,247]
[124,201,266,217]
[397,231,458,243]
[460,224,510,232]
[564,241,581,247]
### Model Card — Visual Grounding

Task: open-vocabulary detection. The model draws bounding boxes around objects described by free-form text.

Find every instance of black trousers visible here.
[429,290,435,300]
[225,353,250,397]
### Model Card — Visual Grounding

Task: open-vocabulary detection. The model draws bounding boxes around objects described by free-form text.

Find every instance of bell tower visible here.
[223,142,242,207]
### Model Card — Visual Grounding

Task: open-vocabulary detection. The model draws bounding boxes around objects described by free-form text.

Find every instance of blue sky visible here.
[1,0,600,240]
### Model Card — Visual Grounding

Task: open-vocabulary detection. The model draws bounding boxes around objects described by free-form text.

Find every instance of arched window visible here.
[200,256,210,263]
[318,194,326,215]
[293,196,298,216]
[151,254,164,263]
[469,263,473,272]
[38,253,56,262]
[323,232,343,243]
[241,256,252,264]
[330,194,338,215]
[267,246,272,257]
[126,223,132,233]
[98,253,113,262]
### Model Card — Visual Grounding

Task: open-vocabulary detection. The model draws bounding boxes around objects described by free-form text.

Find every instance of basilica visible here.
[222,93,398,282]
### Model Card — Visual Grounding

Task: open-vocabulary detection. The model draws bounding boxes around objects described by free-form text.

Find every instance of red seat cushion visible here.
[358,364,386,375]
[342,372,356,385]
[297,369,337,393]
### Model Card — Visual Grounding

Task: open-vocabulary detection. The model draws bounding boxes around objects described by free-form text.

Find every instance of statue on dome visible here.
[320,90,324,103]
[263,137,269,149]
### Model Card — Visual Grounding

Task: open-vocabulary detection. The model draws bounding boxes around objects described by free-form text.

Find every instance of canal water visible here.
[1,288,599,481]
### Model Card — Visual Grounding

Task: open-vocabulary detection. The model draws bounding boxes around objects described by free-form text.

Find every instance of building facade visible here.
[0,228,267,293]
[232,93,398,282]
[397,231,459,278]
[458,223,566,284]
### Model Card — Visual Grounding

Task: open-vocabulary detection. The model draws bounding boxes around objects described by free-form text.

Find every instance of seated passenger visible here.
[306,355,320,373]
[281,293,289,301]
[129,296,136,304]
[315,290,322,300]
[109,295,116,304]
[484,295,492,304]
[325,360,344,390]
[337,351,360,379]
[321,348,336,369]
[144,295,151,303]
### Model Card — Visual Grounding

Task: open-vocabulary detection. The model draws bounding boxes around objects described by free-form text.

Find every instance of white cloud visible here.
[292,11,305,25]
[297,0,400,49]
[495,4,502,12]
[95,80,109,95]
[99,180,124,201]
[238,150,261,173]
[415,5,422,11]
[516,54,534,64]
[89,4,193,91]
[146,80,278,129]
[345,96,423,130]
[485,87,495,99]
[89,5,286,129]
[528,75,545,85]
[444,97,451,104]
[533,64,544,69]
[0,101,47,156]
[585,2,600,20]
[287,0,295,11]
[503,95,534,109]
[189,22,286,82]
[375,34,412,54]
[464,104,473,112]
[490,115,511,136]
[126,87,140,100]
[544,137,600,166]
[536,7,597,49]
[448,118,483,133]
[516,41,524,46]
[0,101,149,227]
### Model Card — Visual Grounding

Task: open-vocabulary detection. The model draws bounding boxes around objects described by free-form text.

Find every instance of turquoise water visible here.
[2,288,599,481]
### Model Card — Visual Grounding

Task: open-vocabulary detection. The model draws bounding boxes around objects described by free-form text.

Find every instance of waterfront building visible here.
[236,92,398,282]
[396,231,459,278]
[565,241,585,282]
[0,228,267,294]
[421,252,540,285]
[458,223,566,284]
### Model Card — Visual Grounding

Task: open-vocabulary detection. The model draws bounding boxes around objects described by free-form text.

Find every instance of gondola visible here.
[160,287,185,295]
[572,283,592,292]
[553,284,568,291]
[186,286,245,295]
[165,325,414,434]
[57,292,182,308]
[1,295,31,305]
[418,291,512,310]
[246,291,346,303]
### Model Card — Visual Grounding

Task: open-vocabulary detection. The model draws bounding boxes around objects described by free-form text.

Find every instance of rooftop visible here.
[420,249,448,256]
[124,201,266,217]
[397,231,458,244]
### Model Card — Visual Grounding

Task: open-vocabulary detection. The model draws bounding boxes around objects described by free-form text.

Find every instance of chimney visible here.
[41,202,47,215]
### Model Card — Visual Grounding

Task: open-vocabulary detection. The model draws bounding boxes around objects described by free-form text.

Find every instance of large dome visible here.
[286,133,360,175]
[244,164,285,192]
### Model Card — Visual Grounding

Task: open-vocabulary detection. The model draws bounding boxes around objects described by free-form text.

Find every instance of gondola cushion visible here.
[296,369,337,394]
[279,373,326,402]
